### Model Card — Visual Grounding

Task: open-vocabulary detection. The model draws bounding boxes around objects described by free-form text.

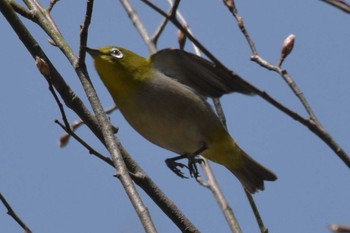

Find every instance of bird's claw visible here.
[165,158,189,179]
[188,157,205,179]
[165,144,208,180]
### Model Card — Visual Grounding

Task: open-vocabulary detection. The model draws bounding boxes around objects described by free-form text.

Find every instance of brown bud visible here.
[329,224,350,233]
[59,133,70,148]
[178,24,187,50]
[224,0,234,11]
[35,56,50,76]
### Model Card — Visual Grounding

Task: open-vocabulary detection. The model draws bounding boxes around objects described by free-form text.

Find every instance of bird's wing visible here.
[150,49,256,98]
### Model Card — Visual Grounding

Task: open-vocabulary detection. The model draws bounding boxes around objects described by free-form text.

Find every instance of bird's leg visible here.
[165,144,208,179]
[187,144,207,179]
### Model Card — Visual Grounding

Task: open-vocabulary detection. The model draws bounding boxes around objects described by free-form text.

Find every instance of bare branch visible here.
[79,0,94,64]
[5,1,158,232]
[213,98,227,127]
[59,105,118,148]
[0,0,103,139]
[244,191,268,233]
[48,0,60,12]
[224,0,350,168]
[119,0,157,53]
[0,193,32,233]
[223,0,258,55]
[201,163,243,233]
[322,0,350,13]
[151,0,180,44]
[35,56,114,165]
[141,0,226,68]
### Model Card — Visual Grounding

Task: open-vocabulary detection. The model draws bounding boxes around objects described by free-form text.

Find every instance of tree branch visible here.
[22,1,157,231]
[119,0,157,53]
[0,0,103,140]
[222,1,350,168]
[0,193,32,233]
[0,1,200,232]
[322,0,350,13]
[201,162,243,233]
[79,0,93,64]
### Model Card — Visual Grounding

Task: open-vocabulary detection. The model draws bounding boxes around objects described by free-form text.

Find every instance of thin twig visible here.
[322,0,350,13]
[59,105,118,148]
[0,193,33,233]
[245,191,268,233]
[223,0,258,55]
[119,0,157,53]
[151,0,180,45]
[222,1,345,230]
[223,0,350,168]
[36,58,114,166]
[48,0,60,12]
[251,55,321,124]
[56,119,114,165]
[201,163,243,233]
[213,98,227,127]
[141,0,226,69]
[152,17,168,46]
[211,97,242,233]
[79,0,94,64]
[152,0,181,44]
[0,0,103,140]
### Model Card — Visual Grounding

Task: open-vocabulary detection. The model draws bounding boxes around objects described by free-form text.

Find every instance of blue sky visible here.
[1,1,349,232]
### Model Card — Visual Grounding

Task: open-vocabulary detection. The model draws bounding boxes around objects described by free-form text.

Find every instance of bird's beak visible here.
[85,47,101,58]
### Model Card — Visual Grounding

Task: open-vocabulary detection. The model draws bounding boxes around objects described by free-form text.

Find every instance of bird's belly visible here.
[122,102,206,155]
[116,87,221,155]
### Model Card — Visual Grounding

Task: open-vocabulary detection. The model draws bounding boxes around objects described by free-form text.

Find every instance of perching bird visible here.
[86,46,277,193]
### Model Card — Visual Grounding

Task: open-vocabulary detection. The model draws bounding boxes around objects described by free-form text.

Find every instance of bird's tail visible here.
[226,145,277,194]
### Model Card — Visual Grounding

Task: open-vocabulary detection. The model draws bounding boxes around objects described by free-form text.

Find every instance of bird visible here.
[86,46,277,193]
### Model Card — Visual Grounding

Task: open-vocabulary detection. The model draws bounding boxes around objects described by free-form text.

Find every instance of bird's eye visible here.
[110,48,123,59]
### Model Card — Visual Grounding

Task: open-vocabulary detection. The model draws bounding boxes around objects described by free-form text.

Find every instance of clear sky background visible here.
[1,1,349,233]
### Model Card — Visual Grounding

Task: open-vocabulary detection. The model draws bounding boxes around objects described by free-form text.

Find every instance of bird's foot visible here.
[188,156,205,179]
[165,156,189,178]
[165,144,208,180]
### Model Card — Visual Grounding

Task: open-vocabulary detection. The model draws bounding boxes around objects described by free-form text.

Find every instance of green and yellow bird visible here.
[86,46,277,193]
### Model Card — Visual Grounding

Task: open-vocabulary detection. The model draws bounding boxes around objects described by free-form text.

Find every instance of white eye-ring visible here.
[110,48,124,59]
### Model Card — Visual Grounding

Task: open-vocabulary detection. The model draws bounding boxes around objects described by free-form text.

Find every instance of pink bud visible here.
[278,34,296,66]
[281,34,296,58]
